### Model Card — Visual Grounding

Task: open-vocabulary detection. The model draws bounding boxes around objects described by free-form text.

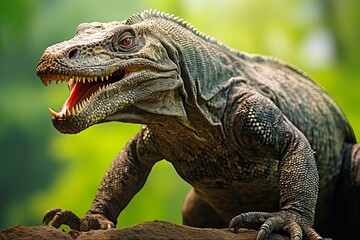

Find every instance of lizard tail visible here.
[343,143,360,186]
[329,143,360,239]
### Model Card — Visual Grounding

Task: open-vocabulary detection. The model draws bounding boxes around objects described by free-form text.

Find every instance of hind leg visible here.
[331,143,360,238]
[182,188,227,228]
[340,143,360,220]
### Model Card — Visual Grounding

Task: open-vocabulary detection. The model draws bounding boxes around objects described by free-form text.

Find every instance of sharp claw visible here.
[257,220,274,240]
[228,219,235,231]
[43,216,51,225]
[229,215,243,233]
[256,229,267,240]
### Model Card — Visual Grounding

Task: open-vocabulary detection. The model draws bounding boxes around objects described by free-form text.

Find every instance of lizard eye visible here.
[113,32,136,52]
[120,37,132,47]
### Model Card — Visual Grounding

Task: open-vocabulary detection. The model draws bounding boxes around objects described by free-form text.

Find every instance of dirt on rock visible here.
[0,220,289,240]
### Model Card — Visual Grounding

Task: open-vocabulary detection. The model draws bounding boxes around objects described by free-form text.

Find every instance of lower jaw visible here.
[52,115,89,134]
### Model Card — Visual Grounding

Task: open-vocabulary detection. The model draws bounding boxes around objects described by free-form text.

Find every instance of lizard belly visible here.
[166,146,280,220]
[196,185,280,221]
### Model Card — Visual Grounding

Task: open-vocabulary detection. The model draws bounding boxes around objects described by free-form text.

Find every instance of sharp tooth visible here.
[78,104,82,113]
[74,76,79,82]
[87,77,91,83]
[105,75,109,81]
[100,76,104,81]
[68,78,75,90]
[65,109,71,117]
[48,107,59,118]
[82,77,86,83]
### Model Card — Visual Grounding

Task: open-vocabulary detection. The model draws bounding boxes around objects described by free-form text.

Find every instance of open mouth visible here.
[40,69,126,119]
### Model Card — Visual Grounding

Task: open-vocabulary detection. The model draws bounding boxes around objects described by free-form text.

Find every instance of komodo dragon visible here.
[36,10,360,239]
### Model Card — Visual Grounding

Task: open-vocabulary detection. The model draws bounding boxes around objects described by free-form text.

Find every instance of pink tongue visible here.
[64,81,89,110]
[64,81,103,110]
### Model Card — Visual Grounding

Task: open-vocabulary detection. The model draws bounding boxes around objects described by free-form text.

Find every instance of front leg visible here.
[226,92,322,239]
[44,128,161,230]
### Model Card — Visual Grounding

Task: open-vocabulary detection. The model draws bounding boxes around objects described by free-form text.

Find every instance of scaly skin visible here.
[37,10,359,239]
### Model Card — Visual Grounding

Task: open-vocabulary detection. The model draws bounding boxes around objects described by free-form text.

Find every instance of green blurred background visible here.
[0,0,359,231]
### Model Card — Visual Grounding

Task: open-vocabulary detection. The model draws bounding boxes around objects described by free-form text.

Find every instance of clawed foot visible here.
[229,211,323,240]
[43,208,81,230]
[43,208,115,231]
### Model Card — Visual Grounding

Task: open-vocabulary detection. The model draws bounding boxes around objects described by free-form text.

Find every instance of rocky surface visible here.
[0,220,289,240]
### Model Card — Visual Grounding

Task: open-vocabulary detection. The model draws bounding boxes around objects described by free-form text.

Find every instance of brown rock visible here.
[0,225,73,240]
[1,221,289,240]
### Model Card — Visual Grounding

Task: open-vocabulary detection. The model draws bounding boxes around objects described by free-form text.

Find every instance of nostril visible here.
[68,48,79,60]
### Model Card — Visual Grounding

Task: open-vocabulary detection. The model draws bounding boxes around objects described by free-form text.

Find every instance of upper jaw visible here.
[38,71,117,86]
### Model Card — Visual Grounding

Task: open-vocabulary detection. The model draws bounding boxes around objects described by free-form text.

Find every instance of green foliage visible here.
[1,0,359,230]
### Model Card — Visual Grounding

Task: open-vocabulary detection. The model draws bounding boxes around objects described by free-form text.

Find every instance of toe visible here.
[229,215,243,233]
[284,222,303,240]
[43,208,62,225]
[303,226,323,240]
[43,208,80,230]
[257,218,277,240]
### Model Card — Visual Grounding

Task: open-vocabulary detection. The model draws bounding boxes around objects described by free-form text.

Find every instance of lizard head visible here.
[36,12,187,134]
